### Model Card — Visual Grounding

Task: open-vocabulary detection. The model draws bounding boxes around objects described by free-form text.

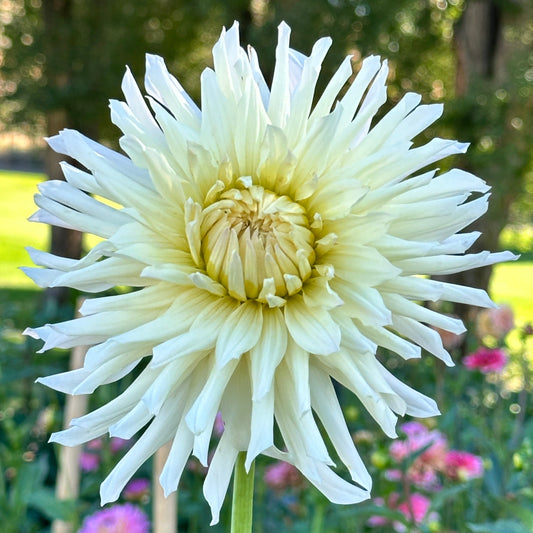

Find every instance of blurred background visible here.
[0,0,532,532]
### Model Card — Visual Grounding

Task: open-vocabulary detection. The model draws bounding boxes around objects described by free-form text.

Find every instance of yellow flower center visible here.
[199,185,315,302]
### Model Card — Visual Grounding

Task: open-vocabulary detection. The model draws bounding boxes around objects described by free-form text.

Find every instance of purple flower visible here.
[79,452,100,472]
[123,478,150,501]
[110,437,130,453]
[86,438,103,451]
[213,412,225,437]
[78,503,149,533]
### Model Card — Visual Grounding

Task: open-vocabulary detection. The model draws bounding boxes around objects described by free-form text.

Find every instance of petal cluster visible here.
[25,22,515,523]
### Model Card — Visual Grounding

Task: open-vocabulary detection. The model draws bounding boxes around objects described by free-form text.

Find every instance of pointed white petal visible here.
[203,433,239,526]
[246,388,274,470]
[100,404,177,505]
[284,295,340,355]
[145,54,201,129]
[215,301,263,368]
[378,364,440,418]
[268,22,291,128]
[159,419,195,497]
[310,366,372,489]
[249,307,287,400]
[185,358,238,435]
[284,338,311,416]
[392,315,454,366]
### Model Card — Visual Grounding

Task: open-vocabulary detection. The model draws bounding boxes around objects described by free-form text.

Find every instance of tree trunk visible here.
[455,0,501,96]
[442,0,504,326]
[42,0,83,306]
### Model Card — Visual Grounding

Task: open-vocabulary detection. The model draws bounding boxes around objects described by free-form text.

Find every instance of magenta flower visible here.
[123,478,150,501]
[368,493,437,531]
[444,450,484,481]
[464,347,508,374]
[79,452,100,472]
[396,493,432,529]
[264,461,303,490]
[78,503,149,533]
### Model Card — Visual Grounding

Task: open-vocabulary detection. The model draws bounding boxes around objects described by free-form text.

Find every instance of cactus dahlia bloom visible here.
[25,22,514,523]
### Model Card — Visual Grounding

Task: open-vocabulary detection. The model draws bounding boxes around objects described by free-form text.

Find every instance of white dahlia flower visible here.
[25,22,514,523]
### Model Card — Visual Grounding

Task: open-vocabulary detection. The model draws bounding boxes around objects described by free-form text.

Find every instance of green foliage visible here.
[0,285,76,531]
[1,0,217,137]
[467,520,533,533]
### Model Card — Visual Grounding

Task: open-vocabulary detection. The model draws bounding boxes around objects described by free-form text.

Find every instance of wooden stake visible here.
[51,342,89,533]
[153,442,178,533]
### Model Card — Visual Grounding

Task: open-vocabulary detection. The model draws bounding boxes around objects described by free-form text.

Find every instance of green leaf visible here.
[341,502,407,523]
[10,462,40,509]
[467,519,532,533]
[428,482,471,510]
[26,488,76,522]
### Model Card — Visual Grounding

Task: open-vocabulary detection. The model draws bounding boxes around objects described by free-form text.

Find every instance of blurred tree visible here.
[1,0,531,304]
[441,0,533,322]
[1,0,216,303]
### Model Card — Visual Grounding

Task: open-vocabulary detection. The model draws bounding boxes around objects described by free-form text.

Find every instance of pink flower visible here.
[434,319,466,350]
[79,452,99,472]
[464,347,508,374]
[368,493,437,531]
[86,438,103,451]
[389,423,447,490]
[264,461,303,490]
[214,412,225,437]
[399,421,428,437]
[391,424,447,468]
[110,437,130,453]
[367,496,391,527]
[367,515,388,527]
[444,450,484,481]
[407,467,440,489]
[78,503,150,533]
[395,493,432,530]
[476,305,514,339]
[123,478,150,501]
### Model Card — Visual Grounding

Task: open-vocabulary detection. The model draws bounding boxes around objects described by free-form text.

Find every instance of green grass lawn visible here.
[1,169,532,324]
[490,262,533,325]
[0,170,47,288]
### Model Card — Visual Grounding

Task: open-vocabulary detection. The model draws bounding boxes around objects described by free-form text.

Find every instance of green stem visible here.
[310,501,325,533]
[231,452,255,533]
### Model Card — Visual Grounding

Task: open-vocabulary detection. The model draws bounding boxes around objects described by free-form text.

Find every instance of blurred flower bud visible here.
[264,461,303,491]
[476,305,514,340]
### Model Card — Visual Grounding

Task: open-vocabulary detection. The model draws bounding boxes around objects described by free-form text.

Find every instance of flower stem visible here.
[310,500,325,533]
[231,452,255,533]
